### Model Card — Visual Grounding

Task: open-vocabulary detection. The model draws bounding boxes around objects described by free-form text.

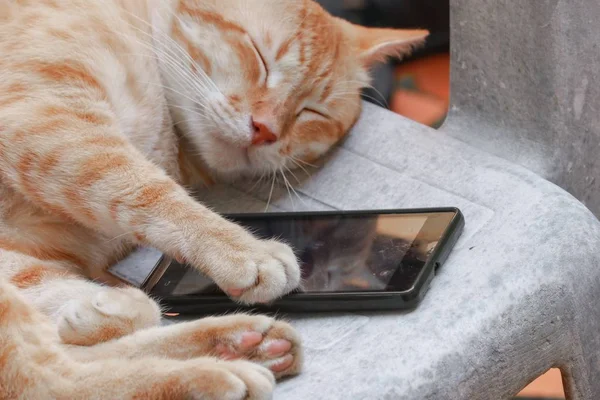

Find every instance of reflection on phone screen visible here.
[165,212,454,296]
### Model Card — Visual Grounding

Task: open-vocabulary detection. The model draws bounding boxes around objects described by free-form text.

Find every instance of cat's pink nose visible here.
[251,117,277,146]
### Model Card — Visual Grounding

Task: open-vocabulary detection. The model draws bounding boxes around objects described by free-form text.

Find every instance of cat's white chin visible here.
[200,134,266,179]
[202,139,251,177]
[199,133,287,180]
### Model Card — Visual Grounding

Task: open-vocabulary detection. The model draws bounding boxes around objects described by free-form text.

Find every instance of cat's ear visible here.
[337,19,429,68]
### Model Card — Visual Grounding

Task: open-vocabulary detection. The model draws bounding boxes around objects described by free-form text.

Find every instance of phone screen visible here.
[150,211,458,296]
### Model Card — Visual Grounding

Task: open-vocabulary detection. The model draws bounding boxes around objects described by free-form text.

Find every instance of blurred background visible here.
[318,0,450,128]
[315,1,564,399]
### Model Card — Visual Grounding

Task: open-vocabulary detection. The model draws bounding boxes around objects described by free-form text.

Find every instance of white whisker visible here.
[265,172,276,212]
[120,9,218,94]
[279,167,295,209]
[283,163,301,184]
[289,158,311,177]
[114,19,215,100]
[282,165,307,209]
[291,156,317,168]
[160,8,220,92]
[248,170,267,193]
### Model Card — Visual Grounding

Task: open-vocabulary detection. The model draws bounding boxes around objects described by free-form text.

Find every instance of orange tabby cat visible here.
[0,0,427,398]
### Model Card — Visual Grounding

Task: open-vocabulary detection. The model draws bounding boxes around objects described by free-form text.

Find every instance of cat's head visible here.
[153,0,428,179]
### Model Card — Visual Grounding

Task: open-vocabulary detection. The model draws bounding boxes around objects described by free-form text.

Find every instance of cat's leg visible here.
[0,276,275,400]
[0,248,161,345]
[0,96,300,304]
[0,247,303,377]
[74,357,276,400]
[69,313,303,379]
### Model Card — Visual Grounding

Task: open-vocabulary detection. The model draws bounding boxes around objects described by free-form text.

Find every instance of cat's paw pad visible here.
[185,360,275,400]
[211,314,302,378]
[222,239,301,304]
[57,286,161,345]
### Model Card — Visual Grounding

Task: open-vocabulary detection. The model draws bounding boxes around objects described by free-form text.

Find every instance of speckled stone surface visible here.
[446,0,600,218]
[114,102,600,399]
[112,1,600,397]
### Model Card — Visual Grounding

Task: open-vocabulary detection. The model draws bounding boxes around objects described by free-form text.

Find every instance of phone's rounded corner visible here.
[451,208,466,227]
[448,206,462,214]
[397,285,426,307]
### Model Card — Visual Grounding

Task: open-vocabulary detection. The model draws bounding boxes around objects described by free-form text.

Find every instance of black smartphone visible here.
[139,208,464,314]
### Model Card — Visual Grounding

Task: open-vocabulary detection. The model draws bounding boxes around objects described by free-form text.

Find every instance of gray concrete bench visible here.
[114,1,600,398]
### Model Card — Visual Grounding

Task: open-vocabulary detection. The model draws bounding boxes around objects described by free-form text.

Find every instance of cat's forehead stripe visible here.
[319,81,333,103]
[178,3,245,35]
[275,36,294,62]
[172,20,213,75]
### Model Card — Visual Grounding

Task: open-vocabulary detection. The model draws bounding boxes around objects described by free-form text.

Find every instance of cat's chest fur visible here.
[90,0,182,179]
[20,0,182,178]
[0,0,185,276]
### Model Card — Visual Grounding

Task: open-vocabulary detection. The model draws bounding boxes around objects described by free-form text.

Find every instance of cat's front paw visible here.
[207,238,301,304]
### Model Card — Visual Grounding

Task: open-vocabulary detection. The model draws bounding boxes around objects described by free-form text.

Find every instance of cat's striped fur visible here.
[0,0,427,397]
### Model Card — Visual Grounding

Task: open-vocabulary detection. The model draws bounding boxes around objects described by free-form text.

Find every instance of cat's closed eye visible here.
[297,107,329,119]
[162,1,429,178]
[249,37,268,82]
